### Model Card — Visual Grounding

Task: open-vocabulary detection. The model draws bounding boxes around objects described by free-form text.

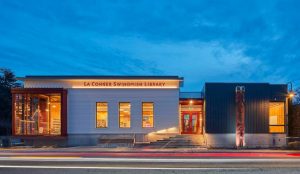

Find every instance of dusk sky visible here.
[0,0,300,91]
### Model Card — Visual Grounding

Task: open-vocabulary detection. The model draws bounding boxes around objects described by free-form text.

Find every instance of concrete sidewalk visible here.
[0,146,298,153]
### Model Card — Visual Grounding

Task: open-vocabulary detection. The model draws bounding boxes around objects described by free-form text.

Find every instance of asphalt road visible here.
[2,168,300,174]
[1,157,300,174]
[1,150,300,174]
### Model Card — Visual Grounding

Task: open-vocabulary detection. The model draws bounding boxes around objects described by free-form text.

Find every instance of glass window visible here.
[96,102,108,128]
[142,102,154,128]
[14,93,61,136]
[269,102,285,133]
[119,102,131,128]
[49,95,61,135]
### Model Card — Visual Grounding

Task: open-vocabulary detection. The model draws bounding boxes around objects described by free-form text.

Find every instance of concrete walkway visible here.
[0,146,298,153]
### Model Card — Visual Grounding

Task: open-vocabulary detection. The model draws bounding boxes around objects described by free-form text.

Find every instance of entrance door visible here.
[181,112,199,134]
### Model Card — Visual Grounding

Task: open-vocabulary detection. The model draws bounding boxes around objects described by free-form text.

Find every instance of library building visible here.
[11,76,289,148]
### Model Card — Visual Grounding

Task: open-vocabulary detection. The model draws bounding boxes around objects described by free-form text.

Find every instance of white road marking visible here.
[0,165,253,170]
[0,157,300,163]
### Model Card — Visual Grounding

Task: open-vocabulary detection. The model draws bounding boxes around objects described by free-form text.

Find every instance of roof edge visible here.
[17,75,183,81]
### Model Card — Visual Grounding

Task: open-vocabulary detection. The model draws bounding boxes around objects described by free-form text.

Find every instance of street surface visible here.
[0,148,300,173]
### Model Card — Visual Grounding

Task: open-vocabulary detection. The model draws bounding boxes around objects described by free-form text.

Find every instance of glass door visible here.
[181,112,199,134]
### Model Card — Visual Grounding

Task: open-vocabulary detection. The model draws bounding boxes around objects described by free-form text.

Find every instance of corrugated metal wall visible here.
[205,83,287,134]
[205,83,236,133]
[270,84,288,101]
[244,83,269,133]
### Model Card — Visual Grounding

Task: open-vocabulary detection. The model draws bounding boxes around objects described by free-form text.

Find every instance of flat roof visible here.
[18,75,184,80]
[205,82,287,85]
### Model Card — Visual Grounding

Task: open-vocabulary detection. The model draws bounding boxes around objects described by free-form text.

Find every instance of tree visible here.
[0,68,21,136]
[293,87,300,105]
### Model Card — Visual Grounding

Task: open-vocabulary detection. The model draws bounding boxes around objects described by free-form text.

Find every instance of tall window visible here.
[142,102,154,128]
[119,102,131,128]
[14,93,61,135]
[269,102,285,133]
[96,102,108,128]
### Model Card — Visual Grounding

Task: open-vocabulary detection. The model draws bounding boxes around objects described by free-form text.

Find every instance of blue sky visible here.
[0,0,300,91]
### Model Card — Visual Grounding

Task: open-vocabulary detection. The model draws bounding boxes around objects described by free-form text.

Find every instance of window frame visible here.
[142,102,154,128]
[119,102,131,128]
[269,101,285,134]
[11,88,67,137]
[95,102,108,128]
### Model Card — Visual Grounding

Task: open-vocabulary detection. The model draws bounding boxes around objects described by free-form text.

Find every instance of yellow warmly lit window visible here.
[119,102,131,128]
[96,102,108,128]
[142,102,154,128]
[269,102,285,133]
[14,93,61,136]
[49,95,61,135]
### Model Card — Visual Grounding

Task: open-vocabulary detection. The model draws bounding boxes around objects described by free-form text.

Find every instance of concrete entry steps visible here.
[135,134,207,148]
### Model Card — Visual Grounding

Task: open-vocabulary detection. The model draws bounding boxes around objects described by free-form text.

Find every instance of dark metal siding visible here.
[205,83,287,134]
[270,84,288,101]
[244,84,269,133]
[205,83,236,133]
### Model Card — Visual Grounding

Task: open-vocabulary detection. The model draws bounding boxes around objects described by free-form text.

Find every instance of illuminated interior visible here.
[180,104,202,112]
[180,100,203,134]
[14,93,61,136]
[96,102,108,128]
[269,102,285,133]
[119,102,131,128]
[142,102,154,128]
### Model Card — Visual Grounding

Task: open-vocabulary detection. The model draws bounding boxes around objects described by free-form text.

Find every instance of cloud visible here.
[0,0,300,90]
[93,36,265,90]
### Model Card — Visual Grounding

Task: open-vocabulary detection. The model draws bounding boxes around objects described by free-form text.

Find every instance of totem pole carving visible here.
[235,86,245,148]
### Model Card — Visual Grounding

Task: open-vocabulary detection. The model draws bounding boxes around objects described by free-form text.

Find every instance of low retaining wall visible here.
[5,133,178,147]
[206,133,286,148]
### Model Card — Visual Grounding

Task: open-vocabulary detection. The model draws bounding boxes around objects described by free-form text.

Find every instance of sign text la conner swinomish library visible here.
[80,80,179,88]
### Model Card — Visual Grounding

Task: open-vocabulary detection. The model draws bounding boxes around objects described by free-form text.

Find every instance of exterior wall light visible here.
[289,92,295,98]
[189,100,194,105]
[287,81,295,138]
[287,82,296,98]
